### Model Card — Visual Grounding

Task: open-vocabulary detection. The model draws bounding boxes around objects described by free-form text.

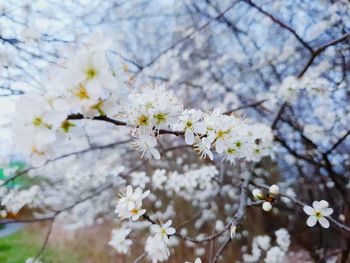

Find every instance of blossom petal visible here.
[163,220,172,228]
[306,216,317,227]
[215,139,225,154]
[319,200,329,208]
[185,129,195,145]
[194,123,207,134]
[312,201,321,211]
[321,207,333,216]
[166,227,176,235]
[318,217,330,228]
[303,205,315,216]
[150,148,161,160]
[126,185,133,195]
[142,190,150,199]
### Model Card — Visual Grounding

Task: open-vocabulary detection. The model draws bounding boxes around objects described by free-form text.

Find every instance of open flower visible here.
[145,235,170,263]
[133,132,160,160]
[176,109,207,145]
[195,137,213,160]
[303,200,333,228]
[115,185,150,221]
[108,228,132,254]
[151,220,176,242]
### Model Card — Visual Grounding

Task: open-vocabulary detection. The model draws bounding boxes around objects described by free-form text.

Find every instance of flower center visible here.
[227,148,236,155]
[145,102,154,110]
[161,228,167,236]
[315,211,322,218]
[185,120,193,128]
[154,113,167,124]
[137,115,149,126]
[61,120,75,133]
[75,84,90,100]
[91,100,106,116]
[131,208,139,215]
[31,146,44,155]
[85,66,98,80]
[32,116,43,127]
[217,130,225,138]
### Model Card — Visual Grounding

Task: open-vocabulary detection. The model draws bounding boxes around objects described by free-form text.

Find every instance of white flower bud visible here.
[252,189,264,200]
[269,184,279,195]
[262,202,272,212]
[230,225,237,239]
[215,220,224,231]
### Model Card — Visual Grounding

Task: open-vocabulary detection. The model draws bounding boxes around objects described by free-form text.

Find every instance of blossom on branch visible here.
[303,200,334,228]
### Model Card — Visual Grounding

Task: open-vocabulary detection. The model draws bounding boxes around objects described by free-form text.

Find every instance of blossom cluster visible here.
[11,40,273,167]
[242,228,291,262]
[1,185,40,214]
[113,185,176,263]
[115,185,149,221]
[252,184,280,212]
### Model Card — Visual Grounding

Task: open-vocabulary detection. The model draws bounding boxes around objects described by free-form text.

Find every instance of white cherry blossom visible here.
[303,200,334,228]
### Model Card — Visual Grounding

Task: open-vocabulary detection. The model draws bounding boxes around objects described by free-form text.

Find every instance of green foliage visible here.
[0,228,79,263]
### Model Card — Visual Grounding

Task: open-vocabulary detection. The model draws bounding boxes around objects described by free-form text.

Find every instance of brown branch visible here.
[224,99,267,115]
[0,140,131,187]
[251,181,350,232]
[212,234,231,263]
[136,1,240,72]
[67,114,185,136]
[244,0,313,53]
[298,33,349,78]
[211,173,251,262]
[174,173,251,244]
[34,218,55,260]
[274,135,320,167]
[271,102,287,129]
[325,130,350,154]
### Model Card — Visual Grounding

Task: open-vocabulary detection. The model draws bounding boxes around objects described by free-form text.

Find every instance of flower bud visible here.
[262,202,272,212]
[269,184,279,195]
[230,225,237,239]
[252,189,264,200]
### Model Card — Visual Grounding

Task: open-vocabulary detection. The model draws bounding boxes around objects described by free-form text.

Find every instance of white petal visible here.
[148,135,157,147]
[36,129,56,144]
[321,207,333,216]
[215,139,224,154]
[194,123,207,134]
[164,220,172,228]
[127,201,135,210]
[126,185,133,195]
[312,201,321,211]
[166,227,176,235]
[151,224,160,233]
[185,129,194,145]
[31,154,47,167]
[192,110,202,121]
[150,148,160,160]
[306,216,317,227]
[142,190,150,199]
[319,200,329,208]
[318,217,330,228]
[303,206,315,216]
[208,151,214,160]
